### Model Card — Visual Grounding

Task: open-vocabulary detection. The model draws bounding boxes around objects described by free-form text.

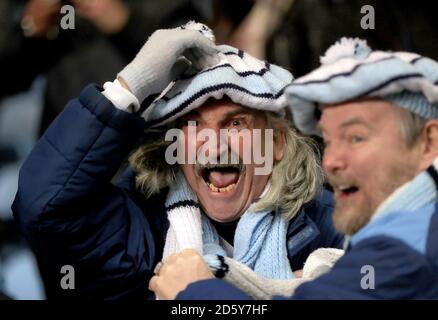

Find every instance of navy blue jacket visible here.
[178,183,438,299]
[12,84,343,300]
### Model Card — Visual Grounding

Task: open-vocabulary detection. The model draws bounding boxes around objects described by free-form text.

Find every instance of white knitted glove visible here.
[118,22,220,103]
[204,248,344,300]
[302,248,344,279]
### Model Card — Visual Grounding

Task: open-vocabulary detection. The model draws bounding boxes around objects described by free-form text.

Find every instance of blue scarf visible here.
[162,170,294,280]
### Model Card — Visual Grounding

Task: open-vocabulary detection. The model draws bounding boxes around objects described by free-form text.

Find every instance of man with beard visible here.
[150,38,438,300]
[12,23,343,299]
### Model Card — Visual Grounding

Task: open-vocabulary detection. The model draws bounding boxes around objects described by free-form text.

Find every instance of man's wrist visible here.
[102,79,140,113]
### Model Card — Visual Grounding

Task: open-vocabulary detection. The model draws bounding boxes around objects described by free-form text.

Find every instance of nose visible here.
[323,146,347,174]
[196,127,229,161]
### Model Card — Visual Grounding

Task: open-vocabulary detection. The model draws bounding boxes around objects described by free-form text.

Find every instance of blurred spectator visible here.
[219,0,295,60]
[0,0,205,134]
[0,217,45,299]
[267,0,438,76]
[0,78,45,299]
[205,0,438,77]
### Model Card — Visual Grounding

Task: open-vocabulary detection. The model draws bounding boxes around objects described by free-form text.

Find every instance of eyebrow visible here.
[181,107,253,121]
[181,110,201,118]
[318,117,371,134]
[339,117,371,129]
[222,107,253,119]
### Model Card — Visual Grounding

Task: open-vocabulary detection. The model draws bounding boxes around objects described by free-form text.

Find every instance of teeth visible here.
[204,163,241,170]
[196,163,244,178]
[339,185,352,191]
[208,183,236,193]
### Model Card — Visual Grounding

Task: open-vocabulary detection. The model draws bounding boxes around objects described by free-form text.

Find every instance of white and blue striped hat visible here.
[142,23,293,129]
[285,38,438,136]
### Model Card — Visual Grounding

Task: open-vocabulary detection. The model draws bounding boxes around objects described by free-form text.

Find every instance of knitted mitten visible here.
[204,248,344,300]
[118,22,219,103]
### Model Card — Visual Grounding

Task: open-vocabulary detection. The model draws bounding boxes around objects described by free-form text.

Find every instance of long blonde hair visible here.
[129,112,324,220]
[256,113,324,219]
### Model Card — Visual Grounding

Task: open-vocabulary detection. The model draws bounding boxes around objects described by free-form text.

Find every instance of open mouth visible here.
[338,185,359,197]
[196,163,244,193]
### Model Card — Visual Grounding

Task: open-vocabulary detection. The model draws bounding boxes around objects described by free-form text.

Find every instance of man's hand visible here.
[72,0,130,34]
[228,0,295,59]
[117,23,220,103]
[21,0,62,38]
[149,249,214,300]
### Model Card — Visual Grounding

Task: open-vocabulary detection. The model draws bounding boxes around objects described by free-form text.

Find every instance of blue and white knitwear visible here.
[142,24,293,129]
[285,37,438,135]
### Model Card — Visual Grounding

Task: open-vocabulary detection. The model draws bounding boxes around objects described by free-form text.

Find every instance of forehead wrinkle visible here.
[200,105,256,124]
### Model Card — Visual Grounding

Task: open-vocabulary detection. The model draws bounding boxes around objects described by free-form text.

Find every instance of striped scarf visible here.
[162,170,294,280]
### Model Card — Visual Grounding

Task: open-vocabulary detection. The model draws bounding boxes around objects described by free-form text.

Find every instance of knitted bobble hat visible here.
[141,22,293,129]
[285,37,438,136]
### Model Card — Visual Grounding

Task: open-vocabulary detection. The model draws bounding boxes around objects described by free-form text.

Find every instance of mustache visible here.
[326,174,359,188]
[194,149,244,175]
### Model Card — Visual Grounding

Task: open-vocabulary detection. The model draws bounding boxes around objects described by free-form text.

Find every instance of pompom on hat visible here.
[285,37,438,136]
[142,22,293,129]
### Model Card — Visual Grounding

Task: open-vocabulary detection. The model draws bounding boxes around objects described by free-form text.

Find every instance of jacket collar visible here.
[285,207,320,257]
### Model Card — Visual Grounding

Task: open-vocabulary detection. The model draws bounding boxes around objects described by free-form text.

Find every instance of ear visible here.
[418,120,438,171]
[273,128,286,161]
